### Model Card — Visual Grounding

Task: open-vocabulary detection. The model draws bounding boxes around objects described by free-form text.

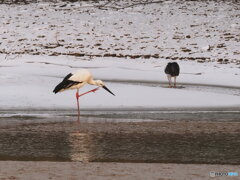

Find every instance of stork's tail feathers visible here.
[53,82,64,94]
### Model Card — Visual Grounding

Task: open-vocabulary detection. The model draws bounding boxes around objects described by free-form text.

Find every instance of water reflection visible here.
[68,132,91,162]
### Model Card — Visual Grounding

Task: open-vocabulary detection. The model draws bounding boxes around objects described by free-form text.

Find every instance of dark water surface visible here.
[0,110,240,164]
[1,129,240,164]
[0,111,240,164]
[1,108,240,122]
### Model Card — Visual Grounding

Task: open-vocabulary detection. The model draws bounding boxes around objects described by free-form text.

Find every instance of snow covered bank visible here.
[0,1,239,63]
[0,0,239,110]
[0,55,239,110]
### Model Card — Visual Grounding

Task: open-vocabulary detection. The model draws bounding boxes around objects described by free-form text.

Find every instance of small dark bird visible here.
[164,62,180,88]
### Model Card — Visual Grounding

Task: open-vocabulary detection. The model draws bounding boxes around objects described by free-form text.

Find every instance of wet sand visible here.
[0,161,239,180]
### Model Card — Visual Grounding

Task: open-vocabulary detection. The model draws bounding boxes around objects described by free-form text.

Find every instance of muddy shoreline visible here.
[0,161,239,180]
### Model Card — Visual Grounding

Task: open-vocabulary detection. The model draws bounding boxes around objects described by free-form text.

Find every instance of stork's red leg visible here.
[173,77,177,88]
[78,87,99,97]
[76,89,80,122]
[75,87,99,122]
[167,74,172,88]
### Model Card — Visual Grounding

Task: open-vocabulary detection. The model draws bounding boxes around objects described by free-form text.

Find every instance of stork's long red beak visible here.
[102,86,115,96]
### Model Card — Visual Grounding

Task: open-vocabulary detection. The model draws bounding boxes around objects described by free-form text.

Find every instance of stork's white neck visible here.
[88,78,97,85]
[89,79,104,87]
[89,78,103,86]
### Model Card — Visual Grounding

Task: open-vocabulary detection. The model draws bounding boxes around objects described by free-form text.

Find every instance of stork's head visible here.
[96,80,115,96]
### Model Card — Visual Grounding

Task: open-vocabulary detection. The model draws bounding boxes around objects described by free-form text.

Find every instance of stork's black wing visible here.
[53,73,81,93]
[171,62,180,76]
[165,63,172,75]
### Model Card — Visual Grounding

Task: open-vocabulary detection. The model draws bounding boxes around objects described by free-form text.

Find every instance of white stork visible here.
[53,69,115,121]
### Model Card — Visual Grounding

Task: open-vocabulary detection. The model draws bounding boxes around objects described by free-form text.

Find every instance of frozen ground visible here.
[0,55,239,110]
[0,0,239,111]
[0,0,239,64]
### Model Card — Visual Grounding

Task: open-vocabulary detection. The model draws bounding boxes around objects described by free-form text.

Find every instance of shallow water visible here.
[0,122,240,164]
[1,109,240,122]
[0,109,240,164]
